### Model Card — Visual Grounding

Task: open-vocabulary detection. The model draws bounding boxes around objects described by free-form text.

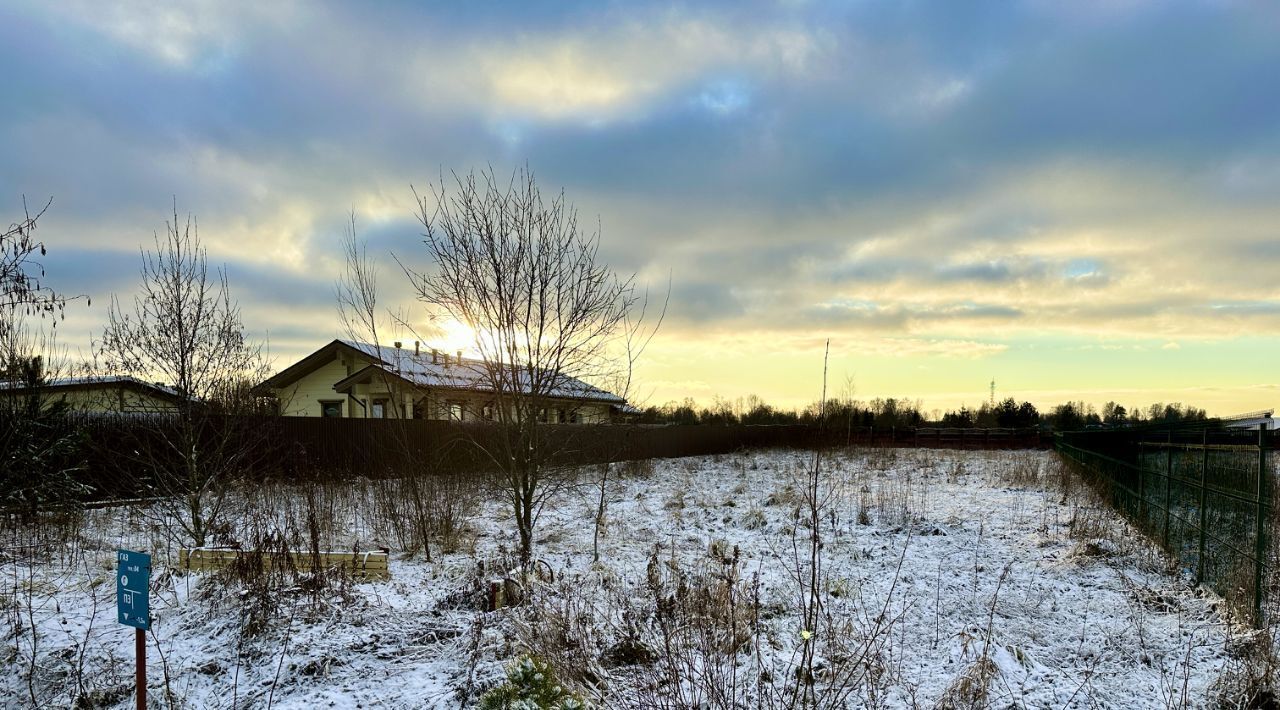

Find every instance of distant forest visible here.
[636,395,1209,431]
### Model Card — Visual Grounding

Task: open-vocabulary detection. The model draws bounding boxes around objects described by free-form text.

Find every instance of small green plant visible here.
[479,656,589,710]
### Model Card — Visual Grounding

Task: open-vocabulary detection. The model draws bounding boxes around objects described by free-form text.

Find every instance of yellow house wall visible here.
[423,392,613,423]
[269,349,617,423]
[273,354,370,417]
[60,387,177,413]
[347,379,415,419]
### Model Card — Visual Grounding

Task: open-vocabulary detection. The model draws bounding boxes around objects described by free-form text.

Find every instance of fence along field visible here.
[51,414,1046,504]
[1057,423,1276,624]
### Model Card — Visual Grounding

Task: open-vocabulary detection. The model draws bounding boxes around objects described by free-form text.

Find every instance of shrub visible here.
[621,458,655,478]
[478,656,589,710]
[741,507,768,530]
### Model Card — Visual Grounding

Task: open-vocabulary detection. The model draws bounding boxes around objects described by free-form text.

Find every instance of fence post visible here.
[1197,429,1208,585]
[1255,422,1269,626]
[1162,430,1173,549]
[1134,440,1145,522]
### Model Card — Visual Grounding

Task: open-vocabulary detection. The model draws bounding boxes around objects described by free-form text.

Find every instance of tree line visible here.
[637,394,1209,431]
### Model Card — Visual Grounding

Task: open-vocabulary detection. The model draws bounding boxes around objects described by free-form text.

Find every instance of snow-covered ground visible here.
[1,448,1254,708]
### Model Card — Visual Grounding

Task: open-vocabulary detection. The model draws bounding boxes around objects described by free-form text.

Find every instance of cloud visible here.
[841,338,1009,360]
[10,0,289,70]
[3,0,1280,411]
[474,10,823,123]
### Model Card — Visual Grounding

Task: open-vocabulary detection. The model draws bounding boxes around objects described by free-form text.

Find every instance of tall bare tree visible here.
[402,167,648,567]
[0,199,90,517]
[333,213,424,418]
[98,204,268,546]
[590,280,667,563]
[334,214,452,562]
[336,214,386,363]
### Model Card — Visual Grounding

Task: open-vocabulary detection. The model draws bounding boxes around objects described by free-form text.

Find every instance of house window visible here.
[556,408,567,423]
[448,401,464,421]
[569,410,580,424]
[482,403,495,421]
[372,399,387,418]
[320,400,343,418]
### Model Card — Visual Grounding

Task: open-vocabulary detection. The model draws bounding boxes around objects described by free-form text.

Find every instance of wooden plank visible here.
[182,550,389,565]
[178,548,390,579]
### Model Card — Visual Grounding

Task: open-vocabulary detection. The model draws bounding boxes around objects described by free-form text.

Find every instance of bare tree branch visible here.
[399,166,658,567]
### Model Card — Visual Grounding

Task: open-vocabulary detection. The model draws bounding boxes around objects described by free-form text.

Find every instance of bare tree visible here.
[337,215,388,364]
[98,204,268,546]
[333,212,426,418]
[1,198,79,325]
[402,167,646,567]
[0,199,91,517]
[591,280,667,563]
[1,198,84,379]
[335,214,445,562]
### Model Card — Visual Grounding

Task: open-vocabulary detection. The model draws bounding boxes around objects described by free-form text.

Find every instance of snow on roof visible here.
[1225,414,1275,430]
[338,340,626,404]
[0,375,185,399]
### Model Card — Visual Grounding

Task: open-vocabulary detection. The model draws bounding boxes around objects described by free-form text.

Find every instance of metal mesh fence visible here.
[1057,426,1273,624]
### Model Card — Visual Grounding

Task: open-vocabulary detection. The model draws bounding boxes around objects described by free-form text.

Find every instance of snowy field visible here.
[2,448,1260,708]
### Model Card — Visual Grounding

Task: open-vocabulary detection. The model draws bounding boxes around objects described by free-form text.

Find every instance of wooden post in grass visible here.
[116,550,150,710]
[136,629,146,710]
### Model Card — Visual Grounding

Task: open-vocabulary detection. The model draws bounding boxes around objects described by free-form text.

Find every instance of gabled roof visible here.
[0,375,186,402]
[272,339,625,404]
[258,339,366,391]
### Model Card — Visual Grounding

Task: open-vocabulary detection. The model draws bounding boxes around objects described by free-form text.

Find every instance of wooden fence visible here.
[178,548,390,579]
[58,415,1045,503]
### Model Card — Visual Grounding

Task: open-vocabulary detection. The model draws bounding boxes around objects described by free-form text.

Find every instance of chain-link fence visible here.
[1057,425,1273,624]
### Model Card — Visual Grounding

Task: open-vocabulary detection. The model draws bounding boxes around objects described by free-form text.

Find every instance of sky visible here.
[3,0,1279,416]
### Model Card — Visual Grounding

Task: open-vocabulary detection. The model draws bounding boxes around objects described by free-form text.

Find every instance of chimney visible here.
[394,341,402,350]
[431,348,439,364]
[456,350,463,363]
[414,341,420,356]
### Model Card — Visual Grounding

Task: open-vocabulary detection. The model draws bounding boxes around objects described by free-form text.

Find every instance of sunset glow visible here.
[4,1,1279,416]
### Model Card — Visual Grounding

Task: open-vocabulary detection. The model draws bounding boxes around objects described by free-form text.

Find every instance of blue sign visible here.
[116,549,151,630]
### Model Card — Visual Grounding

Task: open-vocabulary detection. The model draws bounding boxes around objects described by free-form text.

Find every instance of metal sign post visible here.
[117,549,151,710]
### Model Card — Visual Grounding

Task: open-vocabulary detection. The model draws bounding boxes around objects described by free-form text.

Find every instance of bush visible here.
[479,656,589,710]
[0,366,89,518]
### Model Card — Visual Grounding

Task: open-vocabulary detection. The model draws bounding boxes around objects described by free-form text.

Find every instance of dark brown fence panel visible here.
[52,415,1048,505]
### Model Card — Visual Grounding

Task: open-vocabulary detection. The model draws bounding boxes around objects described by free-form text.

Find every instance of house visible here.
[259,339,630,422]
[0,375,185,414]
[1224,410,1274,431]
